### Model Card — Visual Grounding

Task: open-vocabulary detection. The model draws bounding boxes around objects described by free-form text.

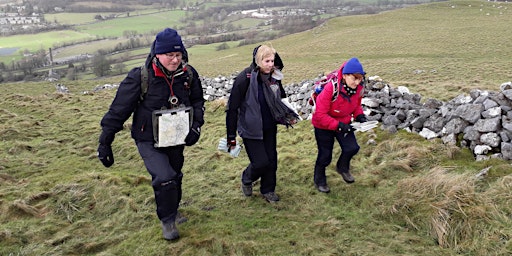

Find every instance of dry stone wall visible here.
[201,74,512,161]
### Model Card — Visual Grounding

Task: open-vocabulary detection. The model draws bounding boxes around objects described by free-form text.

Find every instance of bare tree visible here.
[91,52,111,77]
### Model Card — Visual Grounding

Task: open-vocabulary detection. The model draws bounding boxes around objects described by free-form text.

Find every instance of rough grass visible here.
[0,80,511,255]
[1,1,512,255]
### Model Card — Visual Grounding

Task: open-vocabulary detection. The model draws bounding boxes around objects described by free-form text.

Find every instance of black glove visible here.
[185,126,201,146]
[337,122,353,133]
[99,131,114,145]
[97,144,114,167]
[355,114,368,123]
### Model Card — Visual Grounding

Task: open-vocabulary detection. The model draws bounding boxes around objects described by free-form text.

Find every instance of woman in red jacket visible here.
[311,57,368,193]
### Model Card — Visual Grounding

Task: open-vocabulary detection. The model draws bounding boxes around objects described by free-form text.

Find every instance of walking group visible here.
[97,28,369,241]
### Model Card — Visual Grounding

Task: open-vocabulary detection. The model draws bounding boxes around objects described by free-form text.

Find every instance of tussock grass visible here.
[386,167,512,255]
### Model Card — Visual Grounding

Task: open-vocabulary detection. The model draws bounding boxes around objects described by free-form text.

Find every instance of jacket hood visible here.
[251,45,284,71]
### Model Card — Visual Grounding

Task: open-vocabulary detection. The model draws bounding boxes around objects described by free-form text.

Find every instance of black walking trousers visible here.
[241,127,278,194]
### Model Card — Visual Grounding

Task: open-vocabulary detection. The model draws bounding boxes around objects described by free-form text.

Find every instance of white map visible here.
[155,110,190,147]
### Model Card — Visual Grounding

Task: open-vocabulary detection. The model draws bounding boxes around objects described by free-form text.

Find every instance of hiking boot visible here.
[340,171,355,184]
[262,192,280,203]
[241,182,253,196]
[241,174,252,196]
[161,221,179,241]
[315,184,330,193]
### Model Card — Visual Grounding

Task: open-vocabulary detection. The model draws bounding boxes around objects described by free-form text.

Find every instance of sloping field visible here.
[187,0,512,100]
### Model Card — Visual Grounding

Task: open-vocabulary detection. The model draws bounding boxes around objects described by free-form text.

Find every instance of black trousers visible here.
[241,127,278,194]
[313,128,360,186]
[137,141,184,224]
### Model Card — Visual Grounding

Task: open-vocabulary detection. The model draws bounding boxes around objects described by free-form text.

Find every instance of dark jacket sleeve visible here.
[187,66,205,129]
[100,68,141,140]
[226,67,250,139]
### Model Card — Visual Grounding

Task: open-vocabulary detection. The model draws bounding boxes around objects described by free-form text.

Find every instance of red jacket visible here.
[311,68,364,131]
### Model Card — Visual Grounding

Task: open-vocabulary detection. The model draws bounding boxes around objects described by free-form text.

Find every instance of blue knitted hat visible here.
[342,57,365,75]
[154,28,185,54]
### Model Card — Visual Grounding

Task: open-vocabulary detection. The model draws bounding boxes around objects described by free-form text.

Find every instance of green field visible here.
[45,12,120,25]
[1,1,512,255]
[0,30,95,57]
[74,10,187,37]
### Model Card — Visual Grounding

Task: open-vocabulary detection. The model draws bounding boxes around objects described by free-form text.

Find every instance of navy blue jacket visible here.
[100,49,204,144]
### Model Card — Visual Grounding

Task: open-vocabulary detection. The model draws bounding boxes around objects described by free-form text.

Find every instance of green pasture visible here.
[0,30,95,63]
[231,17,264,28]
[44,12,120,25]
[201,1,246,8]
[0,30,94,51]
[51,38,147,59]
[74,10,187,37]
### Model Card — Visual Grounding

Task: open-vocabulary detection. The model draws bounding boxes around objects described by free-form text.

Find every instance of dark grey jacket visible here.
[226,46,285,140]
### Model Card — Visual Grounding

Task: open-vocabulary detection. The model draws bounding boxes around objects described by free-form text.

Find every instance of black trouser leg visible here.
[314,128,335,186]
[137,141,185,223]
[334,132,360,173]
[153,181,179,223]
[242,128,278,194]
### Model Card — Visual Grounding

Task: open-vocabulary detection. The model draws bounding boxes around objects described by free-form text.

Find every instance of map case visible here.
[152,106,193,147]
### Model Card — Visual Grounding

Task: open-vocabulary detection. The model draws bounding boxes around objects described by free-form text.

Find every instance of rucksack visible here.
[308,70,340,107]
[139,64,194,101]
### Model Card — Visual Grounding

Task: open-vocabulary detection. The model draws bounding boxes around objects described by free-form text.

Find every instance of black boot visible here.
[154,180,180,239]
[314,165,329,192]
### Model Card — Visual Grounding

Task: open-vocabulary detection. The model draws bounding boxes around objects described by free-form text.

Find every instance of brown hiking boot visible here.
[340,171,355,183]
[315,184,330,193]
[262,192,280,203]
[241,173,252,196]
[241,182,253,196]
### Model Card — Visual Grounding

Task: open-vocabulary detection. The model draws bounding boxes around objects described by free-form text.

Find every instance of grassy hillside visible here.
[186,0,512,101]
[39,0,507,101]
[3,0,511,102]
[1,1,511,255]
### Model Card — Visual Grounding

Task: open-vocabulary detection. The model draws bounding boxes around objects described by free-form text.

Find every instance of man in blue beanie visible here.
[97,28,205,241]
[154,28,185,55]
[311,57,367,193]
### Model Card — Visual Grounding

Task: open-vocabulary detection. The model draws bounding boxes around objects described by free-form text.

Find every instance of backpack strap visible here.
[331,74,340,102]
[139,64,193,101]
[234,70,251,100]
[183,66,194,92]
[140,65,149,101]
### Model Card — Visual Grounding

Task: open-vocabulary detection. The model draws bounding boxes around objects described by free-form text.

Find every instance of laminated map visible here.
[153,107,192,147]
